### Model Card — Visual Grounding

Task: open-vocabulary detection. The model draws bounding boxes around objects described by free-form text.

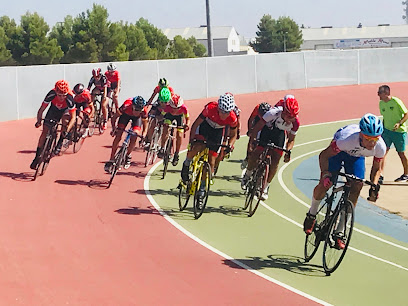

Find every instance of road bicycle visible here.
[243,142,290,217]
[178,140,229,219]
[61,111,89,154]
[144,114,163,167]
[106,128,142,188]
[32,119,62,181]
[92,93,105,135]
[304,172,377,275]
[161,121,186,179]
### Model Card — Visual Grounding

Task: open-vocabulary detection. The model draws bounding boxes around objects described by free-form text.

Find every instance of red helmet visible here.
[284,97,299,117]
[92,68,102,77]
[55,80,70,94]
[170,94,184,108]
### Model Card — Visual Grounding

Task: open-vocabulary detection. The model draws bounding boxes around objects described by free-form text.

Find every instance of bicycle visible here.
[243,142,290,217]
[61,111,89,154]
[304,172,377,275]
[106,128,142,188]
[93,93,105,135]
[32,119,62,181]
[144,114,163,167]
[161,121,186,179]
[178,140,229,219]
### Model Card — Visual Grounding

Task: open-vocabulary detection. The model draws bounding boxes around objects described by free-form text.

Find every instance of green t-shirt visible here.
[379,96,408,133]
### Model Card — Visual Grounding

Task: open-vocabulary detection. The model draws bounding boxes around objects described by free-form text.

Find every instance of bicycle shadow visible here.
[213,174,242,182]
[134,188,179,197]
[54,179,114,190]
[223,254,325,277]
[0,171,34,182]
[115,206,161,216]
[17,150,36,154]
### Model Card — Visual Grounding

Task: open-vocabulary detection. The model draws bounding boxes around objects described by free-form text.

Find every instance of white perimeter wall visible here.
[1,47,408,122]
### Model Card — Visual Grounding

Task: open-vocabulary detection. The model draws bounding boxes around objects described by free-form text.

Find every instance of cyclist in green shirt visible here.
[378,85,408,182]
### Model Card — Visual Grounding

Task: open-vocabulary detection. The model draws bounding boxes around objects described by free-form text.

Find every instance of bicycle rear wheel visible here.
[162,137,172,179]
[248,163,268,217]
[322,200,354,275]
[193,162,211,219]
[304,201,330,262]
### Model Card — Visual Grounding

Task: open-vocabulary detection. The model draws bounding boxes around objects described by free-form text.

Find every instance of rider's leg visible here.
[101,97,108,125]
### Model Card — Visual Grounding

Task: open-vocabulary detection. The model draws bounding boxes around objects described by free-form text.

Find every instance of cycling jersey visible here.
[201,102,238,129]
[161,104,189,118]
[73,89,92,104]
[105,70,120,87]
[153,85,174,95]
[331,124,386,160]
[119,98,148,118]
[262,106,300,135]
[88,75,108,91]
[42,89,75,111]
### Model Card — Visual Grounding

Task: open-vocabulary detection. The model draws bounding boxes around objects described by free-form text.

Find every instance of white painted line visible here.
[144,161,331,306]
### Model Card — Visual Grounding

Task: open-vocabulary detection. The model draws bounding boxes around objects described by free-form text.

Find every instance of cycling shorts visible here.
[194,120,225,156]
[328,151,365,179]
[257,125,285,156]
[117,114,142,132]
[164,113,183,127]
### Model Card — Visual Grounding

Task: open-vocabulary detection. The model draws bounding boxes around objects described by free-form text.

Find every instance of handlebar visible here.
[336,172,377,187]
[265,142,291,154]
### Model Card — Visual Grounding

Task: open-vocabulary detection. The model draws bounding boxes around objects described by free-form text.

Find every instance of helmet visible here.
[170,94,184,108]
[132,96,146,110]
[218,93,235,113]
[359,113,383,137]
[158,78,168,87]
[259,102,271,116]
[107,63,117,71]
[159,87,171,102]
[284,97,299,117]
[284,94,295,101]
[73,83,84,95]
[92,67,102,77]
[55,80,70,94]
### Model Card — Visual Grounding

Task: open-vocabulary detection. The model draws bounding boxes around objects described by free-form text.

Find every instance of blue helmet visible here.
[132,96,146,110]
[359,113,383,137]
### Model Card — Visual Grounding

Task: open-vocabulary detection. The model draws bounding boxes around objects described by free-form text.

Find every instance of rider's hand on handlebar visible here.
[35,121,42,128]
[283,152,291,163]
[321,171,333,188]
[367,184,380,202]
[183,124,190,132]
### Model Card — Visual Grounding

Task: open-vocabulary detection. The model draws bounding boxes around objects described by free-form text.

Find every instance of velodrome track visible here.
[0,83,407,305]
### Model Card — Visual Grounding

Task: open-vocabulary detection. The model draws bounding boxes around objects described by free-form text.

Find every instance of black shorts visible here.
[44,104,67,127]
[164,113,183,127]
[195,120,224,154]
[117,114,142,132]
[258,125,285,148]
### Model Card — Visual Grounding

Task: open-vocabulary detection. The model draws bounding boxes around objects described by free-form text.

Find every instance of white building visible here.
[301,24,408,50]
[162,26,254,56]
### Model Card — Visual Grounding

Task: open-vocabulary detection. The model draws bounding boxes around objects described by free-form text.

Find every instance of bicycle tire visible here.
[73,121,86,153]
[322,200,355,275]
[162,137,172,179]
[248,163,268,217]
[108,146,126,188]
[33,135,52,181]
[304,201,330,262]
[178,181,191,211]
[243,172,256,210]
[193,162,211,219]
[39,133,57,177]
[151,125,162,164]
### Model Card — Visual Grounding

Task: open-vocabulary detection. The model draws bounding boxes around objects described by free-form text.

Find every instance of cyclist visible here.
[88,67,109,130]
[104,96,148,173]
[147,78,174,106]
[180,93,238,204]
[73,83,93,137]
[105,63,121,112]
[30,80,76,169]
[241,102,272,169]
[241,97,300,200]
[158,94,190,166]
[303,114,386,249]
[144,87,172,149]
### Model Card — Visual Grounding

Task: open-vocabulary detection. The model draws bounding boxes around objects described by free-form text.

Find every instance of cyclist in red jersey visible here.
[241,96,300,200]
[105,63,121,112]
[30,80,76,169]
[104,96,148,173]
[73,83,93,137]
[241,102,272,169]
[157,94,190,166]
[88,67,109,130]
[181,93,238,204]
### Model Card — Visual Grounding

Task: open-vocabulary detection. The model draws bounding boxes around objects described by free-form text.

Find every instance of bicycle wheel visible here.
[243,172,256,210]
[151,125,162,164]
[73,121,86,153]
[108,146,126,188]
[304,200,330,262]
[162,137,172,179]
[248,163,268,217]
[193,162,211,219]
[178,181,192,211]
[322,200,355,275]
[33,135,51,181]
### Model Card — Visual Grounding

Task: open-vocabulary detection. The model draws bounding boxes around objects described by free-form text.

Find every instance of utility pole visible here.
[403,1,408,24]
[283,32,288,52]
[206,0,214,57]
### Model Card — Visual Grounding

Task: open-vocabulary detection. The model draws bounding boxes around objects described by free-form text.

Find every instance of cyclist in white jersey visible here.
[303,113,386,249]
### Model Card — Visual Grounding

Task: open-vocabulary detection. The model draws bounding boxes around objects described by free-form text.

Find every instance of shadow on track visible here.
[223,254,325,277]
[115,206,161,215]
[0,171,34,182]
[17,150,36,154]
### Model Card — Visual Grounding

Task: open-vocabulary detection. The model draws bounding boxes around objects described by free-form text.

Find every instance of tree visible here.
[123,23,156,60]
[0,27,12,64]
[169,35,196,58]
[0,16,22,65]
[49,15,74,63]
[187,36,207,57]
[251,15,303,53]
[136,18,170,59]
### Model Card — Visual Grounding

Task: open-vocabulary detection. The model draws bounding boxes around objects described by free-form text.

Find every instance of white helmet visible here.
[218,93,235,113]
[284,94,295,101]
[107,63,117,71]
[170,94,184,108]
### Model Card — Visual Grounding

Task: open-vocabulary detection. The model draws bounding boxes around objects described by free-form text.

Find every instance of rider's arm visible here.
[36,103,48,125]
[369,158,382,184]
[189,115,204,142]
[87,78,93,91]
[141,118,148,138]
[286,133,296,151]
[249,117,265,141]
[228,126,237,147]
[147,87,159,105]
[66,110,77,132]
[318,142,338,173]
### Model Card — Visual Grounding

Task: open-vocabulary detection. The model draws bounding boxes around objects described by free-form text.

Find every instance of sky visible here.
[2,0,407,38]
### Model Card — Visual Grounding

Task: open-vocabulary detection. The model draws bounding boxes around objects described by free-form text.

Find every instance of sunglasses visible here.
[362,133,380,143]
[283,111,296,119]
[56,92,67,97]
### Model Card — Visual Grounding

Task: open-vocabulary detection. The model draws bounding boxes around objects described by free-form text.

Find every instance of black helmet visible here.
[259,102,271,116]
[73,83,85,95]
[158,78,168,87]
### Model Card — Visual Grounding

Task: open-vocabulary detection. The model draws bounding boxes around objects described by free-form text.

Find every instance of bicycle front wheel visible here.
[73,121,86,153]
[108,146,126,188]
[304,201,329,262]
[193,162,211,219]
[248,163,268,217]
[162,138,172,179]
[322,200,355,275]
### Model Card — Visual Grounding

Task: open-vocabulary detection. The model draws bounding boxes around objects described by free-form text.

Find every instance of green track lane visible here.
[148,120,408,306]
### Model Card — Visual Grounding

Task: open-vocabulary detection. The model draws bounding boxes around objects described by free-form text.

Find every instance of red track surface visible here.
[1,82,405,304]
